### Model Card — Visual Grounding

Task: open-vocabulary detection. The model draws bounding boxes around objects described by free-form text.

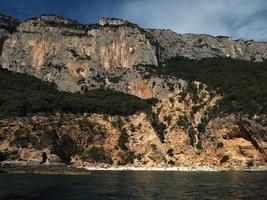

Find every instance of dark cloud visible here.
[118,0,267,41]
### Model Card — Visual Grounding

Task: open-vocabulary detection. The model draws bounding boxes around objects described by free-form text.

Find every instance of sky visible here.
[0,0,266,41]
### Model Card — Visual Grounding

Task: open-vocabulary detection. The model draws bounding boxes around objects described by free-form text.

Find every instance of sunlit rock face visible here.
[0,15,158,91]
[98,17,129,26]
[1,14,267,92]
[1,106,266,169]
[147,29,267,62]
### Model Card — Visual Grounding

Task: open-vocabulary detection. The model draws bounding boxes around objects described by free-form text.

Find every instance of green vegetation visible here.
[168,160,175,165]
[220,155,230,164]
[148,112,166,143]
[109,74,123,84]
[55,135,79,163]
[196,140,203,150]
[40,129,59,148]
[10,128,79,163]
[125,151,135,164]
[118,128,129,150]
[177,115,190,130]
[111,117,124,129]
[163,115,172,124]
[79,119,105,139]
[82,146,113,164]
[188,127,196,146]
[0,68,152,118]
[217,142,224,148]
[144,57,267,116]
[167,149,174,157]
[197,117,209,134]
[42,19,85,30]
[10,128,40,149]
[0,152,7,162]
[247,160,254,168]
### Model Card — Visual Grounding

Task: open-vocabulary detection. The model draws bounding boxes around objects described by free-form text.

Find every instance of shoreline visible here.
[82,166,267,172]
[0,162,91,175]
[1,161,266,174]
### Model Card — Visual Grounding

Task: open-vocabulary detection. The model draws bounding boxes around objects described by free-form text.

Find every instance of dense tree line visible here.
[1,56,266,119]
[0,68,152,118]
[149,57,267,116]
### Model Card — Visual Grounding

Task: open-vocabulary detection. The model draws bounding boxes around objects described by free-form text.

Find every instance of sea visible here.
[0,171,266,200]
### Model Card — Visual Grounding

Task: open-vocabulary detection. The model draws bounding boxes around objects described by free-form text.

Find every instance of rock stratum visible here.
[0,13,266,170]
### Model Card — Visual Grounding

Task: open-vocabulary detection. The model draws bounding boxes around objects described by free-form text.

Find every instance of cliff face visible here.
[0,14,266,169]
[0,66,266,169]
[0,14,18,58]
[1,113,266,169]
[0,15,158,91]
[147,29,267,62]
[0,14,267,92]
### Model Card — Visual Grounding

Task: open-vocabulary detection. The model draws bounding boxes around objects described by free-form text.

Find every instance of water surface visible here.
[0,171,266,200]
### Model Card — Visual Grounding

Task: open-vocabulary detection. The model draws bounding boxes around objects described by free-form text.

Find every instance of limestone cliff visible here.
[0,14,18,58]
[147,29,267,62]
[0,14,266,170]
[1,112,266,169]
[0,14,267,92]
[0,14,158,91]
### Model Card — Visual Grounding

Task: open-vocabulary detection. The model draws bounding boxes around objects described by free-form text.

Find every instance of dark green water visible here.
[0,172,266,200]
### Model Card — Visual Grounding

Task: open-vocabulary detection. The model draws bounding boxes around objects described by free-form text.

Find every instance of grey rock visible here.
[147,29,267,62]
[0,14,266,94]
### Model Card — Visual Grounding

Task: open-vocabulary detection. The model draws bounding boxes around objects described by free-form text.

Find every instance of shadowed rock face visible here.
[0,14,19,58]
[0,13,18,33]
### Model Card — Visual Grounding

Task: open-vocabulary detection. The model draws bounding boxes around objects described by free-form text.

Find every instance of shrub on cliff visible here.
[148,112,166,143]
[82,146,113,164]
[9,128,40,149]
[118,128,129,150]
[247,160,254,168]
[0,151,7,162]
[220,155,230,164]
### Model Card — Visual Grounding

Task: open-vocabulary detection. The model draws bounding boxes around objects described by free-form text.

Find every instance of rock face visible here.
[0,14,266,169]
[0,14,18,58]
[1,112,266,169]
[0,14,18,33]
[0,14,267,92]
[147,29,267,62]
[0,15,158,91]
[98,17,133,26]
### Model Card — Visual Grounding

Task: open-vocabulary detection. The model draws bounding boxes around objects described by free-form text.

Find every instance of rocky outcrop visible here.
[147,29,267,62]
[0,15,158,92]
[0,112,266,169]
[0,14,18,58]
[0,14,267,92]
[0,14,18,32]
[98,17,137,27]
